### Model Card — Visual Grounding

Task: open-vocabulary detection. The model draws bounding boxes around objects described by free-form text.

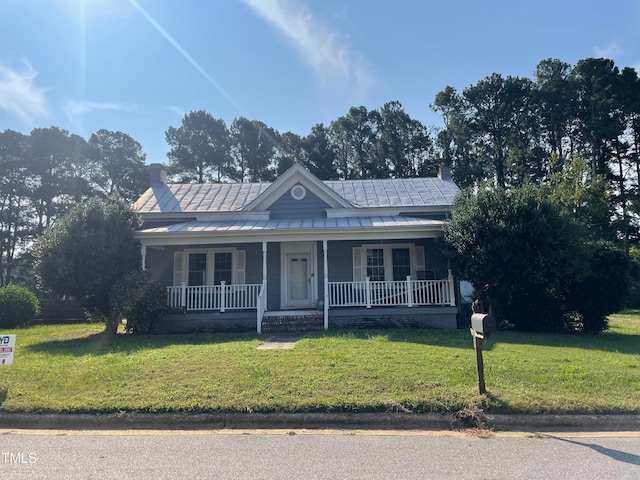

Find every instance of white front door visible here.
[287,254,311,307]
[281,242,316,309]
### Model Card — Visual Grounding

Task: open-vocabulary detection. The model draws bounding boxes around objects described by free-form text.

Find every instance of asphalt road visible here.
[0,429,639,479]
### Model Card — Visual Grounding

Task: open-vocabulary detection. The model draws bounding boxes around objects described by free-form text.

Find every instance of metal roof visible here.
[137,216,443,235]
[324,178,458,208]
[133,177,459,214]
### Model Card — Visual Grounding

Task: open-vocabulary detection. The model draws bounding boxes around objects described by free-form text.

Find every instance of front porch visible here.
[164,275,457,333]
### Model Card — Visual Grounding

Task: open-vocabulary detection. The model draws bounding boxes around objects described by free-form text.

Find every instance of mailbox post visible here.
[470,313,496,394]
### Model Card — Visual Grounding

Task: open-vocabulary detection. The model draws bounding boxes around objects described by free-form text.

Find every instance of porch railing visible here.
[328,276,454,308]
[167,276,455,311]
[167,282,262,311]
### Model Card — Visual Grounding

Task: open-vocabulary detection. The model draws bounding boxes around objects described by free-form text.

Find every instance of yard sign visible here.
[0,335,15,365]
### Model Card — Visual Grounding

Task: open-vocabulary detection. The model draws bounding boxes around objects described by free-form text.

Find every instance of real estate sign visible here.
[0,335,15,365]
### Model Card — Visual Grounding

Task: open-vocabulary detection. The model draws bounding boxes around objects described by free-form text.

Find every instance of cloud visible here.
[594,41,623,59]
[63,100,136,128]
[0,60,49,123]
[167,105,186,118]
[242,0,373,96]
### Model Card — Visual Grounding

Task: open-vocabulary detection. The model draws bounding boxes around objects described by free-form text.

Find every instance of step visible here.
[261,310,324,334]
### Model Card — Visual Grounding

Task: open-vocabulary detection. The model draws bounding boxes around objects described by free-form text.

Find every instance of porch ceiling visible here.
[136,216,445,245]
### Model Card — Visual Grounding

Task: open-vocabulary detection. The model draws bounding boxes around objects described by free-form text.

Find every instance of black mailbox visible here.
[471,313,496,335]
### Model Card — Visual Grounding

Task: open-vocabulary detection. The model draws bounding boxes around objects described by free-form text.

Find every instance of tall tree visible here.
[275,131,305,176]
[0,130,32,286]
[570,58,625,178]
[432,86,482,188]
[329,106,379,179]
[29,127,88,234]
[165,110,231,183]
[88,129,148,202]
[375,101,434,178]
[463,74,539,187]
[229,118,277,182]
[534,58,576,176]
[302,123,337,180]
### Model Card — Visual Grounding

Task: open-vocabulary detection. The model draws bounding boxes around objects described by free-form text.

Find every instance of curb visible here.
[1,413,639,432]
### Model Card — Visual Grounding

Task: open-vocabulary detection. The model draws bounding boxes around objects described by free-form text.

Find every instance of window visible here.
[188,253,207,286]
[213,252,233,285]
[354,244,425,282]
[392,248,411,281]
[176,248,245,286]
[366,248,385,281]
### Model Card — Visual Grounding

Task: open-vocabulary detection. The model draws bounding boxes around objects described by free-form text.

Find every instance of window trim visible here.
[355,243,425,282]
[181,247,238,286]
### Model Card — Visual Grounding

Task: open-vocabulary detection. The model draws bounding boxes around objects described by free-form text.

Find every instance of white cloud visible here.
[594,41,623,59]
[167,105,186,118]
[0,60,49,123]
[242,0,373,96]
[63,100,136,128]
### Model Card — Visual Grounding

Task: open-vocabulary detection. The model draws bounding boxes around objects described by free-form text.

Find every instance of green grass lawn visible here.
[0,313,638,415]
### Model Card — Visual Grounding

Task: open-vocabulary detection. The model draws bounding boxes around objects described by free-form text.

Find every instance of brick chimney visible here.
[438,165,452,181]
[149,163,166,185]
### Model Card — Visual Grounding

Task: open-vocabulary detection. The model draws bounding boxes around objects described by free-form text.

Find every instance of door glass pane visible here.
[392,248,411,281]
[213,252,233,285]
[188,253,207,286]
[290,258,308,300]
[366,248,385,281]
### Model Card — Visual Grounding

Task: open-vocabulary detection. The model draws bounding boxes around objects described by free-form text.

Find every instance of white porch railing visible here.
[167,276,455,312]
[328,276,455,308]
[167,282,262,311]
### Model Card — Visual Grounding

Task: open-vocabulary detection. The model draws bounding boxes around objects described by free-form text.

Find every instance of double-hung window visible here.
[213,252,233,285]
[355,244,424,282]
[174,248,245,286]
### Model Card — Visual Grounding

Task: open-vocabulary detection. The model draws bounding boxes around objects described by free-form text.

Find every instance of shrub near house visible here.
[0,285,40,329]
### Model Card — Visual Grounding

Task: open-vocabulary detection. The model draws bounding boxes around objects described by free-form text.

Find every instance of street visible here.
[1,429,639,479]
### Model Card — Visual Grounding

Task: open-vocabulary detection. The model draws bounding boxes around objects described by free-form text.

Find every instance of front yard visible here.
[0,313,638,415]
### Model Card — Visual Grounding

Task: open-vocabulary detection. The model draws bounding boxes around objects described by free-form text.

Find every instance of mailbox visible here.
[471,313,496,335]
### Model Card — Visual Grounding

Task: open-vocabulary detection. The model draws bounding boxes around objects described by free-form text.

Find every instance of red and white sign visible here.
[0,335,15,365]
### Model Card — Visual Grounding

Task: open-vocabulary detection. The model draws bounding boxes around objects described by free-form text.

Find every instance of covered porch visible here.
[143,237,457,333]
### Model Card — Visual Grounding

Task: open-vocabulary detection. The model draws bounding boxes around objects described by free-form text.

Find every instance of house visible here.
[132,163,461,333]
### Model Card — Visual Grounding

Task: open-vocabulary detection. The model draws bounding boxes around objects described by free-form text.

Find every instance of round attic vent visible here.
[291,184,306,200]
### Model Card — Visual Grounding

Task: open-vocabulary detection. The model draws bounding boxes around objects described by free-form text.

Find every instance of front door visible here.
[286,254,311,307]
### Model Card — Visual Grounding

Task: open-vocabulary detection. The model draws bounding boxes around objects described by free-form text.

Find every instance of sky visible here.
[1,0,639,164]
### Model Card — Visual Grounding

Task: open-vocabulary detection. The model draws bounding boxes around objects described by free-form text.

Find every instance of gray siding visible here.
[268,184,329,219]
[146,247,174,286]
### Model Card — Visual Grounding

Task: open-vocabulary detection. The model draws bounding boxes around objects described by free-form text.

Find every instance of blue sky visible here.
[1,0,639,164]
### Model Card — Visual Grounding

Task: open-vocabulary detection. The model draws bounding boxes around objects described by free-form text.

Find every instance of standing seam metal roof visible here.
[132,177,459,214]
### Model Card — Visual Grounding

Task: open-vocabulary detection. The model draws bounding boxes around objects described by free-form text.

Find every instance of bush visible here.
[0,285,40,329]
[566,241,631,333]
[440,184,588,332]
[110,272,168,334]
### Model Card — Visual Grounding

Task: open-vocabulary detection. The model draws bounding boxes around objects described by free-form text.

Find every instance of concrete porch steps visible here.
[261,310,324,334]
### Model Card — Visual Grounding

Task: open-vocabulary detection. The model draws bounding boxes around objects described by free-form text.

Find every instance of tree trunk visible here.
[104,314,121,335]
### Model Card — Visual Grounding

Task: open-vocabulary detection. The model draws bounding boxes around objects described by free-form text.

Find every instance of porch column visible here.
[323,240,329,330]
[140,245,147,271]
[262,241,268,310]
[448,269,456,306]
